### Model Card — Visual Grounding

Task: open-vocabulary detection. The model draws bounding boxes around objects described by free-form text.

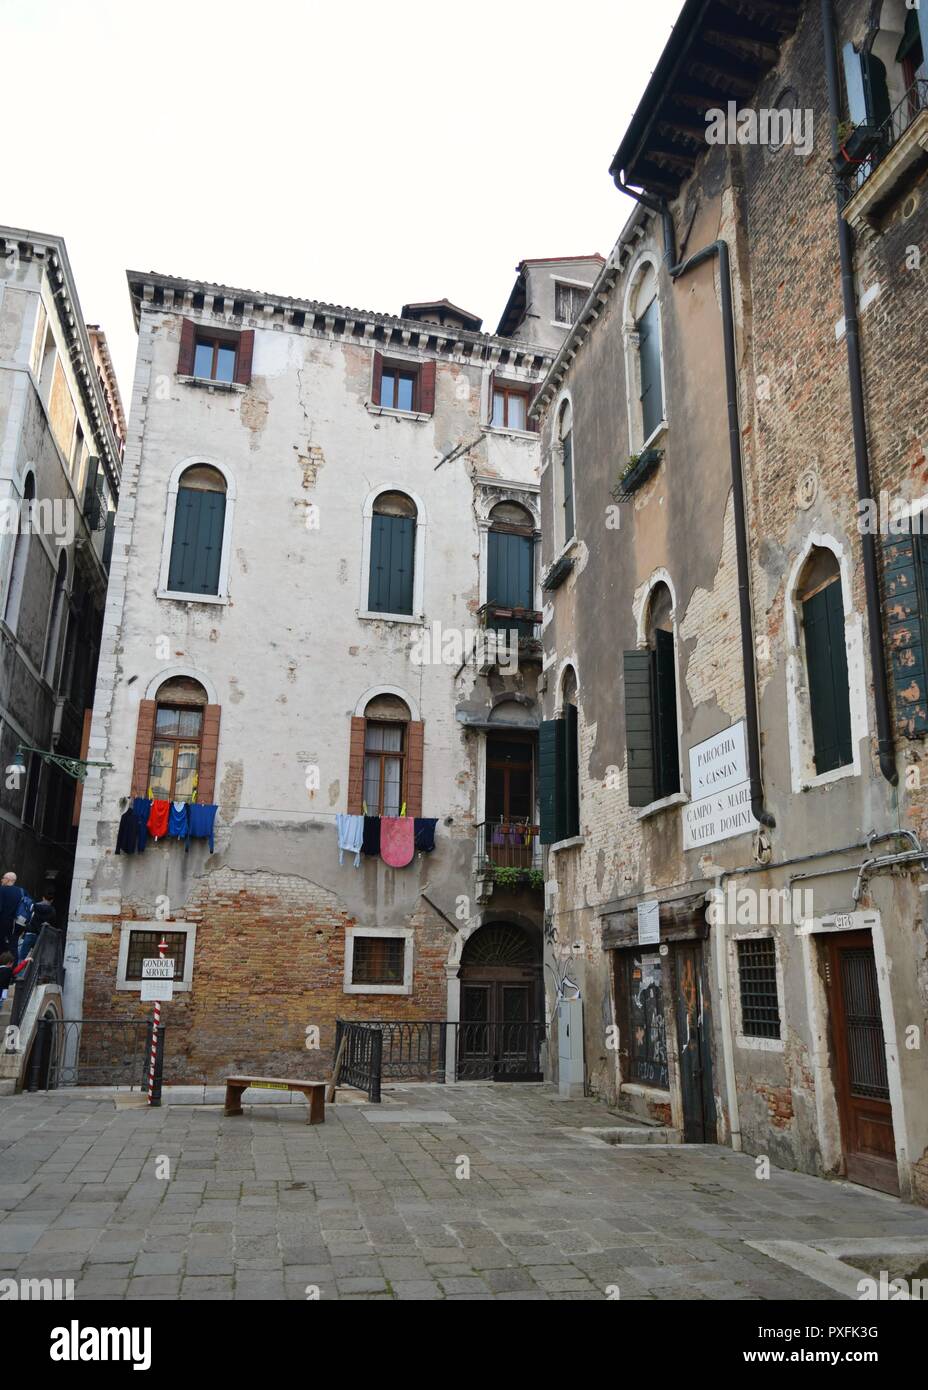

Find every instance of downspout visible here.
[821,0,897,785]
[662,211,775,830]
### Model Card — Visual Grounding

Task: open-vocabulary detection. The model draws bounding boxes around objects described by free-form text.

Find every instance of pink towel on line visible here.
[380,816,415,868]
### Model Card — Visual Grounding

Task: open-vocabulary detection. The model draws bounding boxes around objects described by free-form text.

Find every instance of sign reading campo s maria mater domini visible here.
[682,721,759,850]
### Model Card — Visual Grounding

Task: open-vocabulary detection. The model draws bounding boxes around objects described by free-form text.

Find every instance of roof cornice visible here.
[0,227,123,496]
[126,270,558,371]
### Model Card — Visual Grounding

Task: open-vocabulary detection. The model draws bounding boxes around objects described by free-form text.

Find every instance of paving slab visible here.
[2,1082,928,1301]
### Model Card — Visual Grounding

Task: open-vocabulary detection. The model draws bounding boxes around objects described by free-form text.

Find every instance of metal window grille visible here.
[737,938,781,1039]
[125,930,187,982]
[352,936,405,985]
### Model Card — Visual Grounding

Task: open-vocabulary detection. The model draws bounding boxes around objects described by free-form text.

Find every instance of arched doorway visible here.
[458,921,543,1081]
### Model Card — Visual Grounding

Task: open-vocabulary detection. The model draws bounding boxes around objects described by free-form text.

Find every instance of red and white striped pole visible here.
[147,936,167,1106]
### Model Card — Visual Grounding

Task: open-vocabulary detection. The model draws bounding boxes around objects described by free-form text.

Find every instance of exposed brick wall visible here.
[82,869,452,1083]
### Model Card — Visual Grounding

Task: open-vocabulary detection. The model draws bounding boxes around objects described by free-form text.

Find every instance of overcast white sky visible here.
[3,0,685,401]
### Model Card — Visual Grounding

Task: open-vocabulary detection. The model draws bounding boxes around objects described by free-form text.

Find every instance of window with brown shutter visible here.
[132,681,220,803]
[346,698,423,816]
[177,319,196,376]
[371,351,434,413]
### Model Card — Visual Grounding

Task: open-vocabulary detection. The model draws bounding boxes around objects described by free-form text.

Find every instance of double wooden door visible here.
[826,931,899,1195]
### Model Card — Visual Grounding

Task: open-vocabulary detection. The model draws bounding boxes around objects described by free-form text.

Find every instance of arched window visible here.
[43,551,68,686]
[561,667,580,838]
[361,693,411,817]
[797,549,852,775]
[368,492,417,616]
[166,465,227,597]
[646,583,680,798]
[868,2,927,115]
[625,258,666,453]
[558,402,575,546]
[149,676,209,801]
[4,472,35,633]
[623,580,680,806]
[487,502,535,635]
[539,665,579,845]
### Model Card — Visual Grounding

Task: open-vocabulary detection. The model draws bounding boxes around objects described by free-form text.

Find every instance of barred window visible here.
[737,938,781,1039]
[125,930,187,982]
[351,936,405,986]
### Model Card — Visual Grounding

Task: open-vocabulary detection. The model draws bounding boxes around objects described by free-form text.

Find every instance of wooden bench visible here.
[224,1075,326,1124]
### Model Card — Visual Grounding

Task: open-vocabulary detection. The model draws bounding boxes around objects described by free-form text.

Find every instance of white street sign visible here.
[142,958,175,979]
[637,900,660,945]
[683,779,758,850]
[689,721,748,800]
[141,979,174,1002]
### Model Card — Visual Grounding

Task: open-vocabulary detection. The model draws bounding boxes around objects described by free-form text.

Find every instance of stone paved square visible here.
[2,1083,927,1301]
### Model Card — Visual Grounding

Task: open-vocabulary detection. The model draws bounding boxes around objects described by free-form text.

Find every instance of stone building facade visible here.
[64,255,602,1083]
[533,0,928,1204]
[0,229,122,909]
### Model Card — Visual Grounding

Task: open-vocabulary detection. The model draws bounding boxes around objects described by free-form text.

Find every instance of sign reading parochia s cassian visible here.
[683,722,759,850]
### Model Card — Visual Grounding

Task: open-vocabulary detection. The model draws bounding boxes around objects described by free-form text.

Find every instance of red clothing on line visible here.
[147,800,170,839]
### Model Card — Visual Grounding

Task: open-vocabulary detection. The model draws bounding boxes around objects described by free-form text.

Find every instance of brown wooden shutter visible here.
[347,716,366,814]
[131,700,157,797]
[405,720,424,817]
[234,329,254,385]
[177,319,196,376]
[197,704,222,803]
[371,350,384,406]
[418,361,436,415]
[72,708,92,826]
[487,370,496,424]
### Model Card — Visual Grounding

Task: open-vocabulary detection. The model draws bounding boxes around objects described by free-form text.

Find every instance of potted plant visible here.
[612,446,663,501]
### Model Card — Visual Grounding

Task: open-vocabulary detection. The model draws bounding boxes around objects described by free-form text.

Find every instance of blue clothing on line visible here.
[133,797,152,852]
[186,802,218,852]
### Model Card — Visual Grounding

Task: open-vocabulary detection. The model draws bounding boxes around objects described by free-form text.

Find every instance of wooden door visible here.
[826,932,899,1195]
[672,943,716,1143]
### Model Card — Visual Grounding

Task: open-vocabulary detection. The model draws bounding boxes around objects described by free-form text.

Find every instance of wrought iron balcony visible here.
[475,819,542,876]
[477,601,542,644]
[838,79,928,223]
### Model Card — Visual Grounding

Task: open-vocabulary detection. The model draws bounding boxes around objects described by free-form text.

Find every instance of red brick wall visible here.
[82,869,452,1083]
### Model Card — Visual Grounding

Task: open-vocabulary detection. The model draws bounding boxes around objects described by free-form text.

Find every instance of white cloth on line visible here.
[336,813,364,867]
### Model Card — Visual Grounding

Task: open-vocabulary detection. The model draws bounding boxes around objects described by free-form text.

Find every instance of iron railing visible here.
[477,602,542,644]
[26,1018,165,1093]
[334,1018,546,1099]
[838,78,928,201]
[475,820,542,873]
[10,925,65,1029]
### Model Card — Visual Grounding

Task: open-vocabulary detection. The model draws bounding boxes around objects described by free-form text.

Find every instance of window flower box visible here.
[612,447,663,502]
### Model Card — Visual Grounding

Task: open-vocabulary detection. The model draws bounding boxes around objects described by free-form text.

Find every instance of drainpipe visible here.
[821,0,897,786]
[662,212,775,829]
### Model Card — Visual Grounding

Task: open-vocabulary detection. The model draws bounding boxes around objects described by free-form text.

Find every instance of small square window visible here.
[555,282,588,325]
[194,337,237,383]
[492,386,529,431]
[352,935,406,985]
[736,938,781,1039]
[125,929,187,982]
[381,369,417,411]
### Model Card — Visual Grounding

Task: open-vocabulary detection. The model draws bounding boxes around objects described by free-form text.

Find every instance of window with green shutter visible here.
[487,529,534,609]
[538,708,580,845]
[799,553,852,775]
[623,585,681,807]
[637,296,664,443]
[167,466,227,596]
[368,492,417,615]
